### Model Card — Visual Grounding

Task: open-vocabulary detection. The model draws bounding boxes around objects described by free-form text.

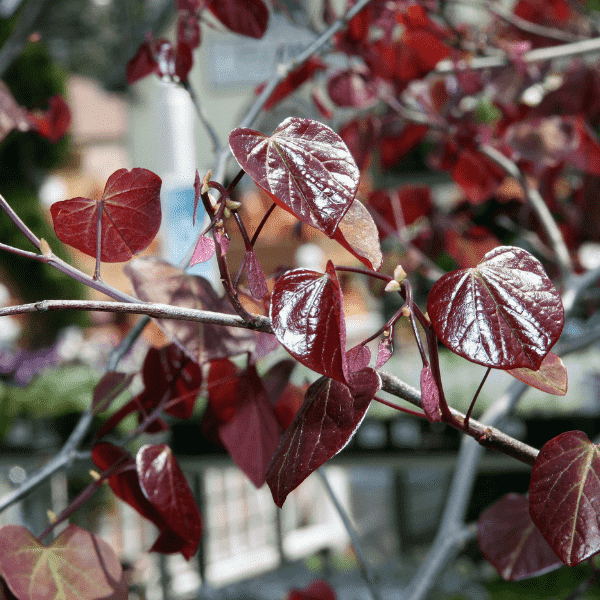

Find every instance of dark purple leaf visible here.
[270,261,349,383]
[375,335,393,368]
[245,249,268,299]
[427,246,564,370]
[529,431,600,566]
[507,352,567,396]
[126,40,158,84]
[262,359,296,406]
[420,366,441,422]
[218,366,280,487]
[229,118,359,237]
[137,444,202,560]
[208,0,269,39]
[125,256,256,363]
[51,168,162,263]
[478,493,562,581]
[266,368,380,507]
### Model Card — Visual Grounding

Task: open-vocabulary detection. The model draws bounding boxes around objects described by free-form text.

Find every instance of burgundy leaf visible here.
[529,431,600,566]
[252,331,280,362]
[0,525,126,600]
[273,383,306,431]
[126,40,158,84]
[218,365,280,487]
[51,168,162,262]
[427,246,564,370]
[125,256,256,363]
[177,12,201,49]
[207,359,241,423]
[379,124,428,170]
[339,116,380,172]
[137,444,202,560]
[245,249,268,299]
[327,69,378,109]
[174,42,193,82]
[270,261,349,383]
[190,235,216,265]
[92,371,134,415]
[507,352,568,396]
[451,149,505,205]
[420,366,441,422]
[259,57,326,111]
[288,579,337,600]
[331,197,383,270]
[478,493,562,581]
[229,118,359,237]
[347,344,371,373]
[266,368,380,507]
[91,442,169,536]
[375,335,393,368]
[208,0,269,39]
[262,359,296,406]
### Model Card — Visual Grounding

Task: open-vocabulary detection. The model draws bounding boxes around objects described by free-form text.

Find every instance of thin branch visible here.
[0,193,41,250]
[316,468,381,600]
[436,35,600,73]
[0,299,272,332]
[479,144,573,280]
[181,80,222,156]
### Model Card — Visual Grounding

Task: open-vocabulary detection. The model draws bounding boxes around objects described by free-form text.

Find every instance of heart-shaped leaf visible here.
[421,366,442,422]
[529,431,600,566]
[427,246,564,370]
[266,367,380,507]
[270,261,348,384]
[125,256,256,363]
[208,0,269,39]
[478,493,562,581]
[347,344,371,373]
[229,118,359,237]
[507,352,568,395]
[190,235,216,265]
[0,524,126,600]
[332,197,383,270]
[51,168,162,262]
[218,365,280,487]
[137,444,202,560]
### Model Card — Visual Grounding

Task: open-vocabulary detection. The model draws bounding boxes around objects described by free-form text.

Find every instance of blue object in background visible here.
[161,186,217,281]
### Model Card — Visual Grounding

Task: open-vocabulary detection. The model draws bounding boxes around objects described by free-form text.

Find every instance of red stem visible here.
[373,396,428,419]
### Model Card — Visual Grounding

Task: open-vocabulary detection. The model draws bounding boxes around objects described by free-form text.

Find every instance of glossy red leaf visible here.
[125,256,256,363]
[270,261,349,383]
[51,168,161,262]
[420,366,441,422]
[137,444,202,560]
[507,352,568,396]
[208,0,269,39]
[266,367,380,507]
[92,371,134,415]
[529,431,600,566]
[246,249,268,299]
[259,57,326,111]
[0,525,126,600]
[229,118,359,237]
[191,235,216,265]
[218,365,280,487]
[332,198,383,270]
[288,579,337,600]
[327,69,378,109]
[427,246,564,370]
[478,494,562,581]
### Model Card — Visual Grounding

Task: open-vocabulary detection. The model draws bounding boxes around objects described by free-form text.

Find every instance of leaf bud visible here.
[402,306,411,318]
[225,198,242,211]
[46,510,57,523]
[39,238,52,259]
[201,170,212,194]
[89,470,101,481]
[224,207,232,219]
[384,279,401,292]
[393,265,407,283]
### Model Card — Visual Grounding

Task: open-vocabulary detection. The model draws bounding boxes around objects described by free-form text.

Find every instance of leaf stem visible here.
[373,395,427,418]
[464,367,491,432]
[181,80,222,156]
[251,202,277,246]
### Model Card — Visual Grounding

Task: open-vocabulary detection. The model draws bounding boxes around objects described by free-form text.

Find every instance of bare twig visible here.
[181,80,222,156]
